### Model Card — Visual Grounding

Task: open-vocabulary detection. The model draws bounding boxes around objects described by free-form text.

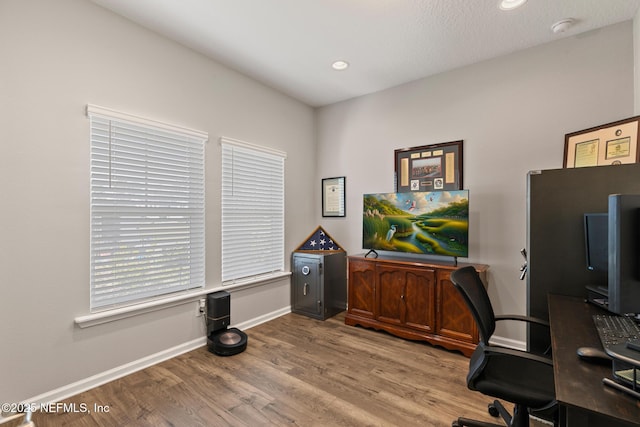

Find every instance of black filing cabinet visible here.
[291,251,347,320]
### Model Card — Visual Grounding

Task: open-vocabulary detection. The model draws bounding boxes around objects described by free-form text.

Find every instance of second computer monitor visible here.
[608,194,640,315]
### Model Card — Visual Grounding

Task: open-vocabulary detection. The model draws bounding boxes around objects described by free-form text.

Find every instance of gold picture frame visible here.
[394,140,463,192]
[563,116,640,168]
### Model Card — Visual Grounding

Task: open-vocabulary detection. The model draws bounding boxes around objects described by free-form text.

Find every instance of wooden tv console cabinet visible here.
[345,254,489,357]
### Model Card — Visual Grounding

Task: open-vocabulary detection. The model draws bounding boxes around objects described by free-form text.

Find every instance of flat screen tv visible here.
[362,190,469,258]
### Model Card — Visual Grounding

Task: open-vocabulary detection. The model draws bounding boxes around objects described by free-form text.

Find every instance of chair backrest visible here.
[450,266,495,344]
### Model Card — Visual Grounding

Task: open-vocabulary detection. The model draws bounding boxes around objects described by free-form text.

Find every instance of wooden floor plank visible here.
[25,312,512,427]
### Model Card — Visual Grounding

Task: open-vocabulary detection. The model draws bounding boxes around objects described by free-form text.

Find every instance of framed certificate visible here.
[322,177,346,217]
[394,140,463,192]
[564,116,640,168]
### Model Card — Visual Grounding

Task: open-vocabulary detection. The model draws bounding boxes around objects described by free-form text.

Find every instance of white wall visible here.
[0,0,316,404]
[1,0,636,406]
[316,22,635,344]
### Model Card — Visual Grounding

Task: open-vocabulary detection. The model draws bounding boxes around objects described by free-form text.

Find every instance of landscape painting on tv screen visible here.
[363,190,469,257]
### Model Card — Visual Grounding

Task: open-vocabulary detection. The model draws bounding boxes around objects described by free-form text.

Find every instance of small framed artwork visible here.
[394,140,463,192]
[322,176,346,217]
[564,116,640,168]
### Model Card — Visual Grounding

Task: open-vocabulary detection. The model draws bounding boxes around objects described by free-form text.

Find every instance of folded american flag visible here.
[296,226,343,251]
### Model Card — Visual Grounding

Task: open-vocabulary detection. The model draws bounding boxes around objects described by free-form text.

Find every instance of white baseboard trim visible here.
[233,306,291,331]
[24,306,291,407]
[24,337,205,407]
[489,335,526,351]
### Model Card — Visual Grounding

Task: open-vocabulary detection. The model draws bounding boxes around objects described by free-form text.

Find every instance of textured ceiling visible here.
[90,0,640,107]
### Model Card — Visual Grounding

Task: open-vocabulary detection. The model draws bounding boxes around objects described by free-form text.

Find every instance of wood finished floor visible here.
[24,312,510,427]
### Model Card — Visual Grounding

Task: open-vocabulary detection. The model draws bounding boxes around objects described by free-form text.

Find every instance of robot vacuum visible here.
[206,291,248,356]
[208,327,248,356]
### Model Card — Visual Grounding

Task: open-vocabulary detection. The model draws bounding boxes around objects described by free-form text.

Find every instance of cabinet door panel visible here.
[348,259,376,319]
[437,270,477,343]
[377,265,435,331]
[377,267,404,325]
[404,268,436,333]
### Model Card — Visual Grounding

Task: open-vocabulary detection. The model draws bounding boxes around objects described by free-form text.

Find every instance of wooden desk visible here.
[548,294,640,426]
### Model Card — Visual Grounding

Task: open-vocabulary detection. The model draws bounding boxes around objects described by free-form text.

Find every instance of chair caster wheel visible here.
[488,403,499,417]
[452,422,460,427]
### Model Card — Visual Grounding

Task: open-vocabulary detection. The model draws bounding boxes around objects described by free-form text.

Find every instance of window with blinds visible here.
[88,105,207,311]
[221,137,286,285]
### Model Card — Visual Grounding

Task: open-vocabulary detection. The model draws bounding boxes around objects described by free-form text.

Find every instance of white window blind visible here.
[88,105,207,311]
[221,137,286,284]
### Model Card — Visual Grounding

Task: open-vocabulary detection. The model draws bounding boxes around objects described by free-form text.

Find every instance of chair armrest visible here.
[483,344,553,366]
[495,314,549,328]
[494,315,553,357]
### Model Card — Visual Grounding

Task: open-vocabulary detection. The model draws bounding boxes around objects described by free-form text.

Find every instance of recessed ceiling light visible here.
[332,60,349,71]
[499,0,527,11]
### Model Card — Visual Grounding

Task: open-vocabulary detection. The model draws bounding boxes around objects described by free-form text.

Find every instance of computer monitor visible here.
[584,213,608,290]
[608,194,640,315]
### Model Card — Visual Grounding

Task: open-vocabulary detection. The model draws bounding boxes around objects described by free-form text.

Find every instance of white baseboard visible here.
[489,335,526,351]
[24,306,291,407]
[233,306,291,331]
[24,337,206,407]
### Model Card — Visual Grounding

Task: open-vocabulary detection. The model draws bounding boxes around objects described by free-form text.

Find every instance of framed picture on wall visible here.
[322,176,346,217]
[394,140,463,192]
[563,116,640,168]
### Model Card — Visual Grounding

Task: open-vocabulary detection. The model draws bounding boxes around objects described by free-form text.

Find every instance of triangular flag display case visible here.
[292,226,346,320]
[294,225,344,252]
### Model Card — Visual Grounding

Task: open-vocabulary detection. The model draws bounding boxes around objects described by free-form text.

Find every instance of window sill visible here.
[74,271,291,328]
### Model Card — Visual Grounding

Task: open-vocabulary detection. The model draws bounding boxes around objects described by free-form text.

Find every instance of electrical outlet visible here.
[196,298,206,317]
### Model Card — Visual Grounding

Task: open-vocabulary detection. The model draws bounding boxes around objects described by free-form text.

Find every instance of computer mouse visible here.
[576,346,611,363]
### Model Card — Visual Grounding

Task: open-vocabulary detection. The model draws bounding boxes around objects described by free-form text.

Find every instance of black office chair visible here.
[449,266,556,427]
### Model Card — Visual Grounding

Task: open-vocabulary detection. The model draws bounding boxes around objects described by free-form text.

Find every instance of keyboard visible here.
[593,314,640,350]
